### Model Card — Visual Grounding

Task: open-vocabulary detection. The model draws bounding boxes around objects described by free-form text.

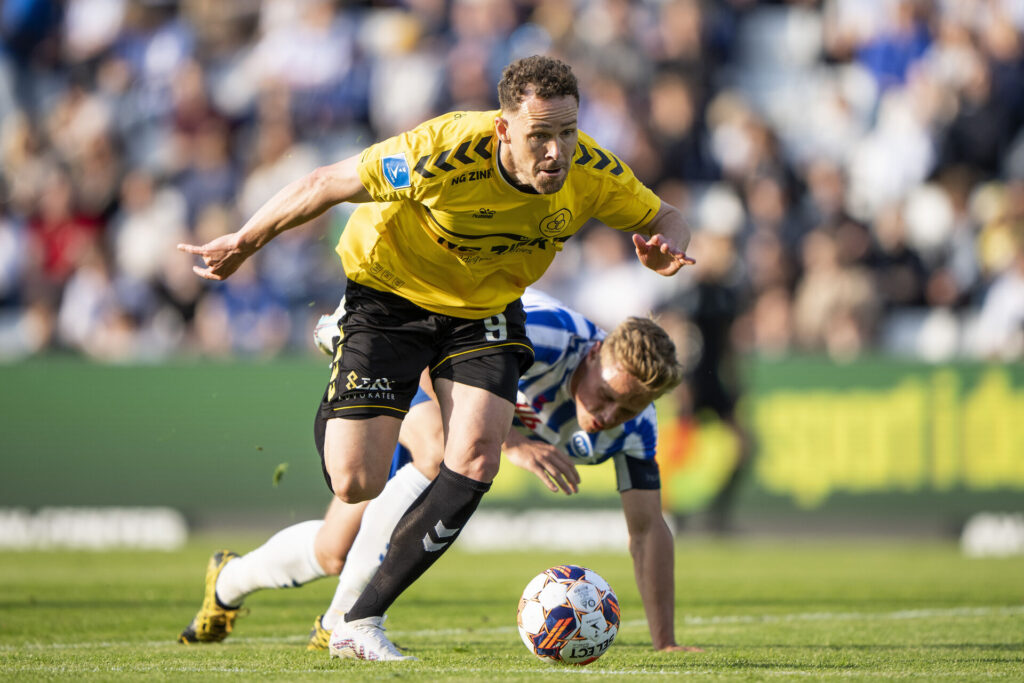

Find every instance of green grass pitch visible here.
[2,536,1022,681]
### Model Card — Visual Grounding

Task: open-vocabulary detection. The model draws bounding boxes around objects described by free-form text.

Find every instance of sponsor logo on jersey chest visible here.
[451,168,492,186]
[569,431,595,459]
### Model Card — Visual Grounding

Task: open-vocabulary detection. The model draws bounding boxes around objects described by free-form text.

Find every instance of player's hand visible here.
[178,233,254,281]
[632,233,695,276]
[505,442,580,495]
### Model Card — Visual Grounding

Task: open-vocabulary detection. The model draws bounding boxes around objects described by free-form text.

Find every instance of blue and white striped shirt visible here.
[512,289,660,491]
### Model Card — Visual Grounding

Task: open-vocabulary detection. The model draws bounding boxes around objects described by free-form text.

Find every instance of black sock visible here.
[345,462,490,621]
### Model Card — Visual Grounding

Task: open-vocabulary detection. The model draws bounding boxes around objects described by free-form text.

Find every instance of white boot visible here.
[329,615,417,662]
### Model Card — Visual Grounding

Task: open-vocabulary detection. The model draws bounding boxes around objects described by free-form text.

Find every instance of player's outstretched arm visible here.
[503,430,580,495]
[621,487,702,652]
[178,154,372,281]
[632,200,696,277]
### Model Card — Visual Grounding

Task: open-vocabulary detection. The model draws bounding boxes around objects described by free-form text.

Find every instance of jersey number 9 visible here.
[483,314,507,341]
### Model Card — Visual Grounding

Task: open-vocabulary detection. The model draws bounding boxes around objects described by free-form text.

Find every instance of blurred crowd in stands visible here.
[1,0,1023,364]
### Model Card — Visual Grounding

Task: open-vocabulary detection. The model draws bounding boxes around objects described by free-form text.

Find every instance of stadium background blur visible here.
[1,0,1022,542]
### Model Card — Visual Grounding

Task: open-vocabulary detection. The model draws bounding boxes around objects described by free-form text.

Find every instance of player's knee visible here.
[329,472,383,504]
[448,451,500,483]
[331,483,376,504]
[416,459,442,480]
[468,459,499,482]
[315,550,345,576]
[412,443,444,479]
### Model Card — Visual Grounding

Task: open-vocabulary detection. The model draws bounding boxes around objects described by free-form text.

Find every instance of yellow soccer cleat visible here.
[178,550,242,644]
[306,614,331,651]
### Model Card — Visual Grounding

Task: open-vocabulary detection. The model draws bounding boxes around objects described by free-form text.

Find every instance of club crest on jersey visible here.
[381,153,411,189]
[568,431,595,459]
[539,208,573,237]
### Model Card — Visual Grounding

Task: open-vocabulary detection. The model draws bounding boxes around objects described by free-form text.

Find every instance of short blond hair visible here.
[601,317,684,396]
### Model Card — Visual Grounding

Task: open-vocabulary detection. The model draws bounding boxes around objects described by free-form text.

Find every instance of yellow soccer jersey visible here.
[339,109,661,318]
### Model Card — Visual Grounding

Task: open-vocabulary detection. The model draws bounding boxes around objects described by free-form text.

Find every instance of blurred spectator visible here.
[0,213,27,308]
[742,172,803,252]
[658,220,754,534]
[743,285,794,357]
[940,53,1015,176]
[27,165,103,296]
[151,241,204,353]
[970,224,1024,359]
[647,70,718,183]
[0,0,1020,364]
[174,118,238,228]
[867,203,928,310]
[109,168,187,285]
[793,229,880,361]
[62,0,125,67]
[194,260,290,358]
[854,0,932,92]
[0,0,64,116]
[55,244,123,356]
[167,59,226,169]
[238,117,318,219]
[189,205,290,357]
[795,159,850,235]
[249,0,368,133]
[981,12,1024,135]
[555,225,667,333]
[578,72,649,176]
[572,0,651,84]
[1,113,49,218]
[363,10,443,138]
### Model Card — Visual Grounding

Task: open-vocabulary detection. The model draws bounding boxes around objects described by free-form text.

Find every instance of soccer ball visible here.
[516,564,619,665]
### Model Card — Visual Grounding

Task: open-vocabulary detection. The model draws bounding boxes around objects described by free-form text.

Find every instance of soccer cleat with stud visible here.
[178,550,242,644]
[329,615,417,661]
[306,614,331,651]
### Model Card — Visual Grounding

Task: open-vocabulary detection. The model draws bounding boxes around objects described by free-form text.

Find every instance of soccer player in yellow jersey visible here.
[178,55,694,660]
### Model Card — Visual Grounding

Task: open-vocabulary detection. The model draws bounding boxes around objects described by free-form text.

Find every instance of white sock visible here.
[321,463,431,630]
[215,520,327,607]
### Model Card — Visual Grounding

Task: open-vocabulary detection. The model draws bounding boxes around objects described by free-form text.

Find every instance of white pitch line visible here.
[2,664,1019,679]
[2,605,1021,653]
[679,605,1024,626]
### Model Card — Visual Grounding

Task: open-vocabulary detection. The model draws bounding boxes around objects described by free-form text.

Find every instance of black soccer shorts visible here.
[316,280,534,424]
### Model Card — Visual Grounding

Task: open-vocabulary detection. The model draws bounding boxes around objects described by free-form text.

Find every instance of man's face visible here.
[496,92,579,194]
[571,343,658,433]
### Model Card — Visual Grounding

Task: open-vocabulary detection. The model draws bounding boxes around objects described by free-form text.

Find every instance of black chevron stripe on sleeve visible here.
[575,143,593,166]
[453,140,474,164]
[413,154,436,178]
[412,136,492,180]
[474,136,493,160]
[434,149,457,172]
[575,143,625,177]
[608,153,624,176]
